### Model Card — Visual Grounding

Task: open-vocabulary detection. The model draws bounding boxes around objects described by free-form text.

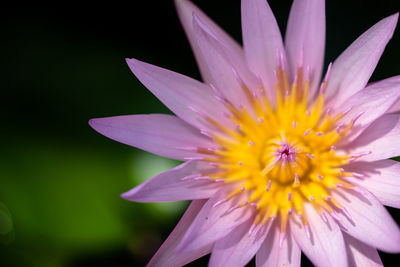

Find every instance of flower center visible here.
[278,144,294,159]
[194,64,358,235]
[262,138,309,184]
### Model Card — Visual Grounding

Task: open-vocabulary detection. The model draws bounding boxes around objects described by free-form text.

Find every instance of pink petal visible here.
[325,13,398,108]
[176,189,253,253]
[388,99,400,113]
[192,13,255,110]
[290,203,348,267]
[285,0,325,98]
[126,58,232,130]
[345,114,400,161]
[241,0,286,102]
[209,218,270,267]
[337,76,400,143]
[89,114,216,161]
[147,200,213,267]
[121,160,222,202]
[343,233,383,267]
[332,189,400,253]
[256,223,301,267]
[344,160,400,208]
[175,0,244,84]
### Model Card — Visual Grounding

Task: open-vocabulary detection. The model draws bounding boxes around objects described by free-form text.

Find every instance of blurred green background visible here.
[1,0,400,266]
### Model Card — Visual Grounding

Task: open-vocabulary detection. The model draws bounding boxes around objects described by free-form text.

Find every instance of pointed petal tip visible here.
[326,11,400,107]
[389,243,400,254]
[385,12,399,33]
[391,12,399,31]
[125,57,139,68]
[191,11,219,46]
[174,0,187,7]
[119,189,143,202]
[88,117,121,134]
[174,0,193,11]
[88,118,96,128]
[174,0,200,30]
[126,58,149,72]
[120,190,132,200]
[390,12,399,22]
[88,117,104,131]
[383,225,400,253]
[380,234,400,253]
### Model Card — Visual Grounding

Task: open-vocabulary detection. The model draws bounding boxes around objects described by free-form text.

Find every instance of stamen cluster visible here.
[191,62,361,239]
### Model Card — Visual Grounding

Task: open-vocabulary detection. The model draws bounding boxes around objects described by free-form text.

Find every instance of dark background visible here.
[1,0,400,266]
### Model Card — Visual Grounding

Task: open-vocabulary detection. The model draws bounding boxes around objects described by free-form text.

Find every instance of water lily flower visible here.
[89,0,400,266]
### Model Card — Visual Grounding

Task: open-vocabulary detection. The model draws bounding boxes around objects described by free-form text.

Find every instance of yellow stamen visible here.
[207,67,353,233]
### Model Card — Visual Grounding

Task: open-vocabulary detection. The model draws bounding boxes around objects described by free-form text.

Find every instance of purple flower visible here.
[90,0,400,266]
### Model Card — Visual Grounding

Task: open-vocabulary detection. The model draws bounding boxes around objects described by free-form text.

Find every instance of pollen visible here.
[197,61,359,238]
